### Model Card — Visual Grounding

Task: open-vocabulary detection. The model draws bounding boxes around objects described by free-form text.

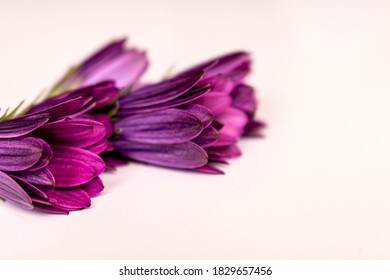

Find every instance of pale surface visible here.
[0,0,389,259]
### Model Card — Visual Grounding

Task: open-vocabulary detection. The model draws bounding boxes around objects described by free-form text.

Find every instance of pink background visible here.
[0,0,389,259]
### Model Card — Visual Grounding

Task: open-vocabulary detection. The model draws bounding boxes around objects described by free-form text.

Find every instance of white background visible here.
[0,0,389,259]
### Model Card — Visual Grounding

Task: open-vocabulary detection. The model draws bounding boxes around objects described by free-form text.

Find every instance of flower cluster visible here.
[0,38,264,213]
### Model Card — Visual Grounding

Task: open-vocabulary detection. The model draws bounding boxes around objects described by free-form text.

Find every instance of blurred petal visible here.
[193,126,220,147]
[194,165,224,174]
[182,104,214,128]
[231,84,257,116]
[115,140,208,169]
[82,50,148,88]
[217,107,248,140]
[206,144,242,159]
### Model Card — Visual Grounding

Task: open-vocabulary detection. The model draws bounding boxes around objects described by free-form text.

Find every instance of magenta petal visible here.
[0,136,45,172]
[92,113,113,138]
[206,144,242,159]
[47,158,95,187]
[41,187,91,211]
[79,177,104,197]
[10,168,55,187]
[0,171,33,210]
[115,109,203,144]
[52,145,106,175]
[217,107,248,139]
[194,165,224,174]
[36,118,106,148]
[33,203,69,214]
[193,91,232,116]
[85,139,111,154]
[115,140,208,169]
[0,113,49,138]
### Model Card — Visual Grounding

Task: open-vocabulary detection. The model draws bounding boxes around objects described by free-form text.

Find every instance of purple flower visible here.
[48,38,148,95]
[0,82,119,213]
[113,52,265,173]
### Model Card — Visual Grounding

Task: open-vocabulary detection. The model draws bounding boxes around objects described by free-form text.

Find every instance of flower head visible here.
[0,82,119,213]
[113,52,265,173]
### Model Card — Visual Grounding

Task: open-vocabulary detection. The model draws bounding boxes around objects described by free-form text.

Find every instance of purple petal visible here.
[36,118,106,148]
[119,71,204,108]
[193,126,220,147]
[27,96,92,120]
[205,52,250,80]
[79,177,104,197]
[52,145,106,175]
[82,49,148,88]
[244,120,266,137]
[177,52,250,82]
[231,84,257,116]
[67,81,120,109]
[40,187,91,211]
[211,120,224,131]
[100,153,128,171]
[47,158,95,187]
[0,113,49,138]
[117,83,211,115]
[27,138,53,171]
[0,171,33,209]
[206,144,242,159]
[182,104,214,128]
[192,91,232,116]
[33,203,69,214]
[115,109,203,144]
[10,176,48,199]
[115,140,208,169]
[79,39,127,73]
[194,164,224,174]
[10,168,55,187]
[0,136,45,172]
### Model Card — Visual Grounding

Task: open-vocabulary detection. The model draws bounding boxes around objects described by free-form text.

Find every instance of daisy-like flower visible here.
[113,52,265,173]
[0,82,120,213]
